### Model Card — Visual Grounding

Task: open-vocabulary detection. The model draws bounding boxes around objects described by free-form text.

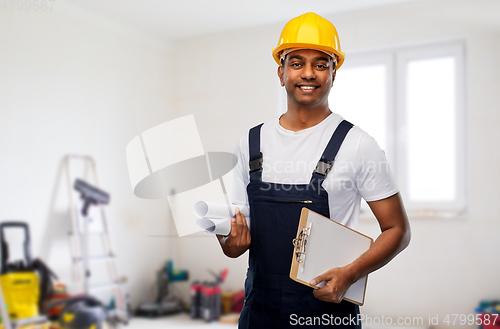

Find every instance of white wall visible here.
[0,3,178,306]
[171,0,500,327]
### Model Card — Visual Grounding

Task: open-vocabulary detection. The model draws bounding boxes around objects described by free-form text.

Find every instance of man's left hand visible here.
[309,266,357,303]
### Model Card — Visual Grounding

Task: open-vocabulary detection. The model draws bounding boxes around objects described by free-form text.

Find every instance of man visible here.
[217,12,410,328]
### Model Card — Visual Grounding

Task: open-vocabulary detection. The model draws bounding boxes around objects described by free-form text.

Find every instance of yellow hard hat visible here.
[273,12,345,69]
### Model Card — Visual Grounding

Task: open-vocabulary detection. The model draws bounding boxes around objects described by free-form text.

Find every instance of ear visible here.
[277,66,285,87]
[331,69,337,87]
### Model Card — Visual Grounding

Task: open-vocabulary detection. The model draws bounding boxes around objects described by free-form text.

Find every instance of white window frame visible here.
[396,41,467,214]
[347,40,467,217]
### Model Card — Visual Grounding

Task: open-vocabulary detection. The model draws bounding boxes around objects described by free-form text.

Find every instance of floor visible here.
[126,313,238,329]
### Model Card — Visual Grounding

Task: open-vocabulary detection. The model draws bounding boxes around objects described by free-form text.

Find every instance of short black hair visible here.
[280,52,338,69]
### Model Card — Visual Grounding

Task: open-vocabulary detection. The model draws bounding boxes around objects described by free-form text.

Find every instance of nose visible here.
[301,63,316,80]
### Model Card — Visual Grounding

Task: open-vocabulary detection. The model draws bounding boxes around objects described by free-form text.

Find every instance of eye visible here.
[316,64,328,69]
[290,62,301,67]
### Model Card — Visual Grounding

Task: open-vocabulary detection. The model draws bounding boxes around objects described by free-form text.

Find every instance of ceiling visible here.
[61,0,420,42]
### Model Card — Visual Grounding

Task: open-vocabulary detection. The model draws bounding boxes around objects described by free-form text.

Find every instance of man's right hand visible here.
[216,207,251,258]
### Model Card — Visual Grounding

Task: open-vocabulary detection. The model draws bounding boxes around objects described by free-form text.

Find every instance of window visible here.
[329,41,466,216]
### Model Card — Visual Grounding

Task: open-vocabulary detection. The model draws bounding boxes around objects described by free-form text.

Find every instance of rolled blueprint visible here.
[196,218,231,236]
[194,201,250,235]
[193,201,250,219]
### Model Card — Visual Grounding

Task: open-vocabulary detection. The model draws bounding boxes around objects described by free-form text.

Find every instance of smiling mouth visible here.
[298,85,319,91]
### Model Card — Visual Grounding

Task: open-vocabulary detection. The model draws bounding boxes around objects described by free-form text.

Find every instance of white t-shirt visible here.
[231,112,399,229]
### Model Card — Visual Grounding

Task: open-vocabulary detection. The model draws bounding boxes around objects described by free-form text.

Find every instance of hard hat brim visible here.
[273,43,345,69]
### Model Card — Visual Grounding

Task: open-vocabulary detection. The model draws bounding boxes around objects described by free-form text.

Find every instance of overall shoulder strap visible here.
[248,123,264,182]
[310,120,353,184]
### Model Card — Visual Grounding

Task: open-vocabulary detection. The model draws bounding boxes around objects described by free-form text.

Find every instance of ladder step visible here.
[73,254,116,262]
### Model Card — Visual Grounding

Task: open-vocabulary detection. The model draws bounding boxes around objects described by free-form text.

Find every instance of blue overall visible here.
[238,120,361,329]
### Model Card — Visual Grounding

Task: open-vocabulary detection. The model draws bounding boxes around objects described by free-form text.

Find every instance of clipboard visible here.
[290,208,373,306]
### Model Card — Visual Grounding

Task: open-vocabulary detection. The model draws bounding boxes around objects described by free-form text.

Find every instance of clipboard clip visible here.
[292,225,311,263]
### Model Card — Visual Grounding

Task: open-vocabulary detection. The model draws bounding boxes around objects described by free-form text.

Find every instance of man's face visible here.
[278,49,336,108]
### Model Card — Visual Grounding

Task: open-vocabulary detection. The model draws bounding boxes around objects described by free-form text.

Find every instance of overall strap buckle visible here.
[248,123,264,181]
[309,120,353,183]
[313,160,333,177]
[249,152,263,173]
